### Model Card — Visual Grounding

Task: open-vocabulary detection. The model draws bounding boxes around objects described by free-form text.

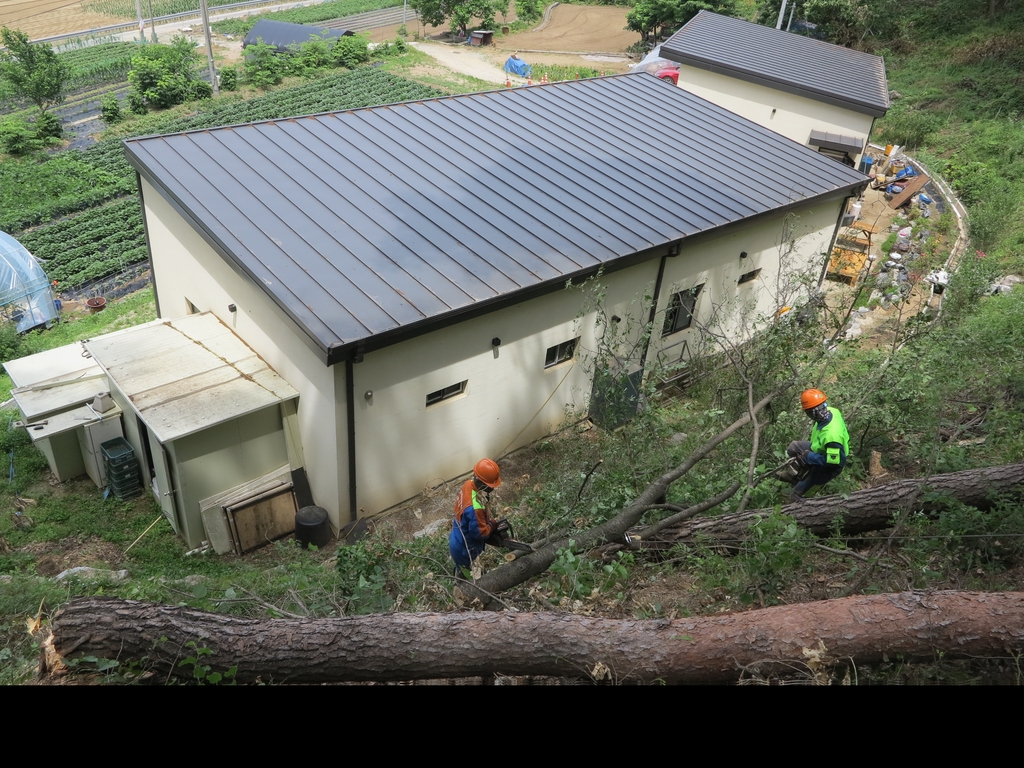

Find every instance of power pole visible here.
[134,0,145,42]
[776,0,788,29]
[148,0,157,42]
[199,0,219,96]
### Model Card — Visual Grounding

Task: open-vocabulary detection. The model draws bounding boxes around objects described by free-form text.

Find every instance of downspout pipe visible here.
[346,356,357,523]
[639,241,679,374]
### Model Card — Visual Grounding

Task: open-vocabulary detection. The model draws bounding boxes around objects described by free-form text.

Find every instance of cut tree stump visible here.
[46,591,1024,684]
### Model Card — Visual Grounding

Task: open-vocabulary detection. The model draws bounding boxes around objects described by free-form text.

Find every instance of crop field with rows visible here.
[62,42,136,90]
[19,199,146,286]
[83,0,245,17]
[211,0,401,36]
[12,68,442,288]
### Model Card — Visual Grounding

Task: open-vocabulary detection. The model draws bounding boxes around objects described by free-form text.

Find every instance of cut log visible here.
[640,462,1024,549]
[46,592,1024,684]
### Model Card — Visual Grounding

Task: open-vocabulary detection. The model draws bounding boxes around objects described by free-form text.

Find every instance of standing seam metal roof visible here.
[660,11,889,116]
[123,73,867,366]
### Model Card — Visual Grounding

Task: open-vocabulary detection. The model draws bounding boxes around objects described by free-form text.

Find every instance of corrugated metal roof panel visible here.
[660,11,889,116]
[85,313,298,443]
[123,73,868,364]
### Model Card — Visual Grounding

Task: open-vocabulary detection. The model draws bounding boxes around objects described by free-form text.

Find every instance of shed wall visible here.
[169,406,291,549]
[141,179,346,527]
[676,68,874,165]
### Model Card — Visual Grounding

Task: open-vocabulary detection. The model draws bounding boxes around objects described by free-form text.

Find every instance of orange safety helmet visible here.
[473,458,502,489]
[800,389,828,410]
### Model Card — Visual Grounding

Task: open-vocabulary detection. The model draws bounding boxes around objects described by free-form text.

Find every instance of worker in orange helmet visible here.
[784,388,850,502]
[449,458,504,575]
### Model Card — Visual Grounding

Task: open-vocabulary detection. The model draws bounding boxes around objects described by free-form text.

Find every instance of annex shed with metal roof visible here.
[659,11,888,166]
[124,72,868,533]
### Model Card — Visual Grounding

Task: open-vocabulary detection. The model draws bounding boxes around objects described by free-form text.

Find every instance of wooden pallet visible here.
[827,246,869,285]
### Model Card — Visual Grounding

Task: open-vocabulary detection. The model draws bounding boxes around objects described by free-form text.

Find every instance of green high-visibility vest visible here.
[811,407,850,466]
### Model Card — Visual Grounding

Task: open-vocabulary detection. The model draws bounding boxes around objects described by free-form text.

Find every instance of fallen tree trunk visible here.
[634,461,1024,550]
[47,592,1024,684]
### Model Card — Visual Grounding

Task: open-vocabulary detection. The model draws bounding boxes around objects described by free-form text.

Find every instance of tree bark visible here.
[47,592,1024,684]
[634,462,1024,550]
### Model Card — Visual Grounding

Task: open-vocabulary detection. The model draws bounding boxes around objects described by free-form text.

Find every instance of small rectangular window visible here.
[738,268,762,284]
[426,380,467,407]
[662,284,704,336]
[545,337,579,368]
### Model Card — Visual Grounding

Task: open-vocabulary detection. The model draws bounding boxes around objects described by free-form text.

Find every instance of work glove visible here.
[797,450,810,466]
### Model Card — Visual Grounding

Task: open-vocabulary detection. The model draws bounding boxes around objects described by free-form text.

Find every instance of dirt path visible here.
[411,42,510,84]
[411,6,637,84]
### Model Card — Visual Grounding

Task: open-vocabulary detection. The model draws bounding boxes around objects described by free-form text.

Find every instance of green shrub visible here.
[218,66,237,91]
[126,88,147,115]
[243,39,287,89]
[331,35,370,69]
[0,117,44,155]
[34,111,62,139]
[100,94,122,124]
[0,321,23,364]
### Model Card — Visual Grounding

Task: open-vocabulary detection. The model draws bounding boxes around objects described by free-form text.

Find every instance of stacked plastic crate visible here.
[101,437,142,499]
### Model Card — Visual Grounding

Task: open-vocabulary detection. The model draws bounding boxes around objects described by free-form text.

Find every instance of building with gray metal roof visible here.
[658,11,887,168]
[660,11,889,116]
[123,72,868,534]
[124,73,865,367]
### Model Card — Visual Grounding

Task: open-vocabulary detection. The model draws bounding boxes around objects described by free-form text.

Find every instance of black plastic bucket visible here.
[295,506,331,549]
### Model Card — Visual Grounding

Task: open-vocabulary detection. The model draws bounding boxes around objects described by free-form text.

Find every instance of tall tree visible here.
[0,27,68,113]
[627,0,739,45]
[410,0,508,37]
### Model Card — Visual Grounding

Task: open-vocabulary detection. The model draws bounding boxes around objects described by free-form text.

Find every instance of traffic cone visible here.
[575,72,579,79]
[542,73,548,84]
[527,76,532,85]
[600,70,605,77]
[506,75,511,88]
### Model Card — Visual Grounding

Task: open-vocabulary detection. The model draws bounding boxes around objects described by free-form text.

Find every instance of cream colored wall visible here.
[348,260,661,518]
[652,198,842,364]
[676,66,874,163]
[141,179,346,527]
[169,407,291,549]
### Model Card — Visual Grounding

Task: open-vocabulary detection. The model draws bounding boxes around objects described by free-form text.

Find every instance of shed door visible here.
[145,426,179,534]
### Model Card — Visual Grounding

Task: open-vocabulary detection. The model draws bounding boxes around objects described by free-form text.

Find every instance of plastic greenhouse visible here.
[0,231,59,333]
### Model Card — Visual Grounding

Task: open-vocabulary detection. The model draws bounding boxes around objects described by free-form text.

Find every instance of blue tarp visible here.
[504,56,532,77]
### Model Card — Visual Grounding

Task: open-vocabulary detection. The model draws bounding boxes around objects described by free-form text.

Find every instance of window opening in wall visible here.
[738,268,762,284]
[185,298,200,315]
[426,380,467,407]
[545,337,579,368]
[662,284,704,336]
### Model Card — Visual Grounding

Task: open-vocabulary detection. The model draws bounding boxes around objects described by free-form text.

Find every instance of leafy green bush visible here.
[100,94,122,124]
[126,88,147,115]
[128,36,208,109]
[0,117,44,155]
[331,35,370,69]
[34,111,62,139]
[517,0,543,21]
[218,66,237,92]
[0,322,23,363]
[243,39,287,89]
